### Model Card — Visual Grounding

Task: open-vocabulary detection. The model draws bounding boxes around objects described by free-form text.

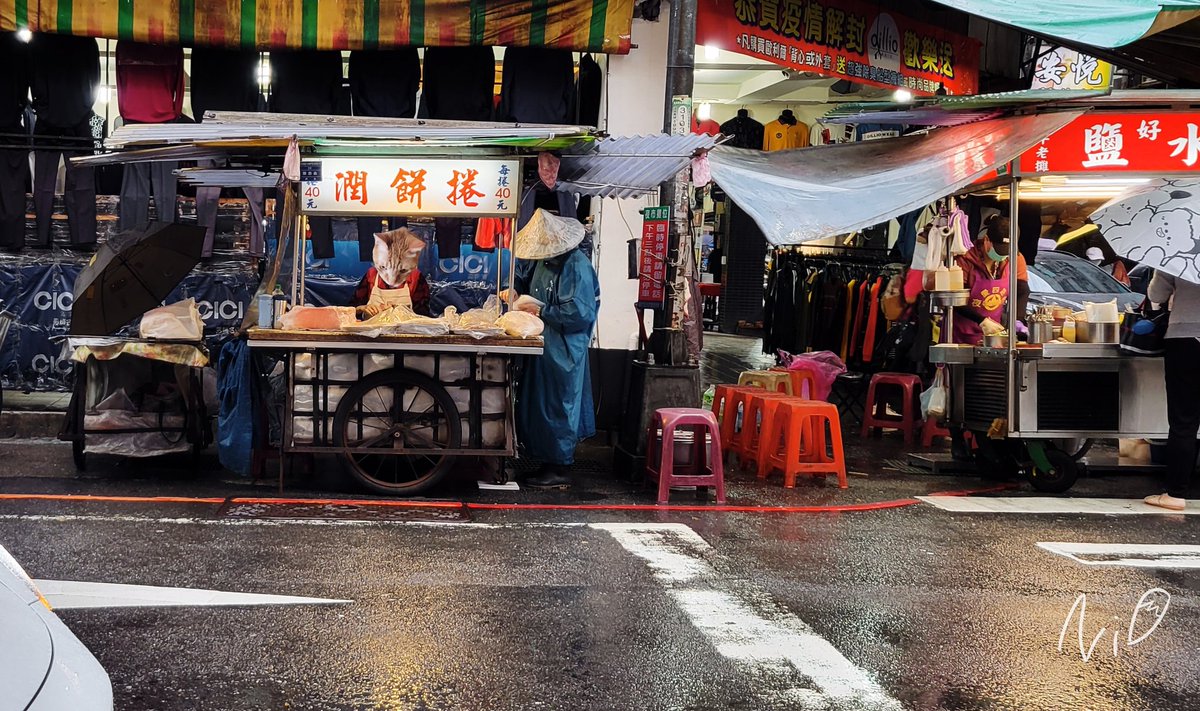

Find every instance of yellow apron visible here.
[367,272,412,311]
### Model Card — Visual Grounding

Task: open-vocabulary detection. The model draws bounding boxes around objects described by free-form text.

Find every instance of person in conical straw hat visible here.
[506,209,600,489]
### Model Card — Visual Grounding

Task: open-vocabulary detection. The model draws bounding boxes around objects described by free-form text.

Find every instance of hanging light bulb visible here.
[703,44,720,61]
[697,102,712,121]
[16,27,32,43]
[892,88,914,103]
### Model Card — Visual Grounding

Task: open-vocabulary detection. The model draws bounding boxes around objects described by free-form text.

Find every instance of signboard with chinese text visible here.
[300,158,521,216]
[1019,113,1200,175]
[696,0,980,96]
[1029,44,1112,91]
[637,206,671,309]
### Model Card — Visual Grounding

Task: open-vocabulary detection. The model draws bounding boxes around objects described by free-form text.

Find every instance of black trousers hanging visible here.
[118,160,177,231]
[0,145,27,250]
[32,118,96,247]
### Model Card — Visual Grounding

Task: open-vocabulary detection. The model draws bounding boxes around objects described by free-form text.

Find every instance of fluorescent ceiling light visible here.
[703,44,720,61]
[697,102,712,121]
[892,88,914,103]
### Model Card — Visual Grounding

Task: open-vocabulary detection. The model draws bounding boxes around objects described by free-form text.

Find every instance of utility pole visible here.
[655,0,697,330]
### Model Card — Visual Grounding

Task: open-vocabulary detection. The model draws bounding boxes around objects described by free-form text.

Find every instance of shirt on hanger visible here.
[190,48,261,121]
[29,34,100,128]
[349,49,420,118]
[719,113,765,149]
[495,47,575,125]
[763,119,809,150]
[269,50,345,115]
[421,47,495,121]
[116,42,185,123]
[692,116,720,136]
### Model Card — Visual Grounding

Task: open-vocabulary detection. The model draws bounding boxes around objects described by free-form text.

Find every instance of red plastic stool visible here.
[759,400,848,488]
[860,372,923,444]
[920,416,951,448]
[772,366,819,399]
[739,392,800,471]
[646,408,727,505]
[722,385,766,461]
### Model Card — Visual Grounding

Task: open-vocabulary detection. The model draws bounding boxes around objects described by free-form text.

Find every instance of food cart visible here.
[247,153,543,495]
[931,106,1200,492]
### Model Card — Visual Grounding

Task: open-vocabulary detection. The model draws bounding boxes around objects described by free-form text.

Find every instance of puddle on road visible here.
[222,501,472,523]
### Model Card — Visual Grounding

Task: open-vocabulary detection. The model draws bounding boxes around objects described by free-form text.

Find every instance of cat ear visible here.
[374,233,386,246]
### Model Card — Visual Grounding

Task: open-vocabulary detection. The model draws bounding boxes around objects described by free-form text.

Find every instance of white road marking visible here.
[1039,542,1200,568]
[34,579,352,609]
[0,513,586,528]
[592,523,902,711]
[918,496,1200,515]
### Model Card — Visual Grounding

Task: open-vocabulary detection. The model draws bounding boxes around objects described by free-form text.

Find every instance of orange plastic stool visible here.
[920,416,951,448]
[738,391,799,470]
[760,400,848,489]
[715,385,763,461]
[860,372,923,444]
[738,369,794,394]
[771,366,819,400]
[645,408,727,505]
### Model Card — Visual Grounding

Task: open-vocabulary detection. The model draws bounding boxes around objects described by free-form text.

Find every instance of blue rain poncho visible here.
[514,248,599,465]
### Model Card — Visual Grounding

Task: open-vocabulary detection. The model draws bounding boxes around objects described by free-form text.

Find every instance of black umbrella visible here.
[70,222,207,335]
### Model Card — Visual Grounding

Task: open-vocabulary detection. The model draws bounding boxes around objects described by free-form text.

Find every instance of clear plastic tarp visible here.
[707,112,1084,247]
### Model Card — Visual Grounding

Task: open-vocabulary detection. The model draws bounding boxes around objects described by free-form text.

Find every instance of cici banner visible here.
[1019,112,1200,175]
[696,0,979,96]
[637,206,671,309]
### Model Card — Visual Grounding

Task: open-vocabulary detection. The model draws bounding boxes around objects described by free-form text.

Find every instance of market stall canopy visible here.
[71,223,206,336]
[824,89,1107,127]
[1092,178,1200,285]
[0,0,634,53]
[556,134,722,198]
[708,112,1083,247]
[928,0,1200,48]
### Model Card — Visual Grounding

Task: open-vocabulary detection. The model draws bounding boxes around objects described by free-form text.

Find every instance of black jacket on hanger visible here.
[719,110,765,149]
[29,34,100,128]
[495,47,575,124]
[0,32,29,132]
[269,50,344,115]
[576,52,602,126]
[191,48,261,121]
[348,48,420,118]
[420,47,495,121]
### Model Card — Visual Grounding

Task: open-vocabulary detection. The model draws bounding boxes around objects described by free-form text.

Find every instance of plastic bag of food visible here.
[497,310,544,338]
[139,298,205,340]
[391,306,452,336]
[454,296,505,338]
[278,305,357,331]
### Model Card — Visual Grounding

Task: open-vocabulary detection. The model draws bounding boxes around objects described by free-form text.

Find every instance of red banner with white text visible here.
[1019,112,1200,175]
[696,0,979,96]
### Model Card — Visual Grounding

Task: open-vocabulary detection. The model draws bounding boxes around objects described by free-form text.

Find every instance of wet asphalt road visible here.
[2,440,1199,710]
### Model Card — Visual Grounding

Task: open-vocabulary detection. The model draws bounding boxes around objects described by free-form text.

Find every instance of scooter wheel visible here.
[1028,447,1079,493]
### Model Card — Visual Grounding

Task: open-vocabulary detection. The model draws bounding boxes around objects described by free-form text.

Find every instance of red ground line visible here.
[0,493,228,504]
[0,484,1016,514]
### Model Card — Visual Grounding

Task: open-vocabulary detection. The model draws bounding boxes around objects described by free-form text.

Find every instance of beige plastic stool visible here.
[738,370,793,395]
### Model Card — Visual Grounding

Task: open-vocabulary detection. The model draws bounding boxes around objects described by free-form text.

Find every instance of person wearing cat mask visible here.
[351,227,431,317]
[508,209,600,489]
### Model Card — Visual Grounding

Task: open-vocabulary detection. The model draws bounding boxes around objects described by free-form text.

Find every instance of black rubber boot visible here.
[525,465,572,490]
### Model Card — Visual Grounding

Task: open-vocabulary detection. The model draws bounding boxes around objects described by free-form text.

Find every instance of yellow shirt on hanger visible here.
[762,119,809,151]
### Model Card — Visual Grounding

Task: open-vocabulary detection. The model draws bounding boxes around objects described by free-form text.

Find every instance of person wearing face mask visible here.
[953,215,1030,345]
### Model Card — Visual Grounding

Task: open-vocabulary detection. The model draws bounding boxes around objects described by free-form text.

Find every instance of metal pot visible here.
[1076,321,1120,344]
[983,333,1009,348]
[1029,321,1056,344]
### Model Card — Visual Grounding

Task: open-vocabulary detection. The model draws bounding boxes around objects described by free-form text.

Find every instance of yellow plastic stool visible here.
[738,370,794,395]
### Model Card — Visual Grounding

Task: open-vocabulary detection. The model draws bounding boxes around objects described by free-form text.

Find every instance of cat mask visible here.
[372,228,426,287]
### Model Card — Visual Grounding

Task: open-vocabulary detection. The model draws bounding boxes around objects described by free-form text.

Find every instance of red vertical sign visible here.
[637,206,671,309]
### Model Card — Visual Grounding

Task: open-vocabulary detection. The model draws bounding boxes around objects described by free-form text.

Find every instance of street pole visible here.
[656,0,696,330]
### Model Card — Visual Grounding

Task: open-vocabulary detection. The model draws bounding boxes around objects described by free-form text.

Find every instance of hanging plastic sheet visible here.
[707,112,1084,247]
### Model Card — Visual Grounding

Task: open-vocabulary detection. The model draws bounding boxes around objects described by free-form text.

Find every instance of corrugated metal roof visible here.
[555,133,721,198]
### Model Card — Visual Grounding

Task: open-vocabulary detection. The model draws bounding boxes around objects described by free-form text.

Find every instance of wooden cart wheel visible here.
[332,369,461,496]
